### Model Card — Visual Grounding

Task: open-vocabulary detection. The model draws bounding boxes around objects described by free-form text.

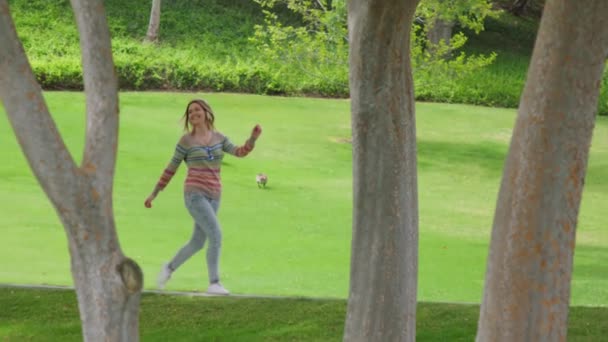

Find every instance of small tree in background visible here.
[145,0,162,43]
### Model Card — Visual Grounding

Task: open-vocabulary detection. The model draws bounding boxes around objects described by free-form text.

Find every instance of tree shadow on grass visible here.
[417,140,508,177]
[417,139,606,190]
[572,244,608,283]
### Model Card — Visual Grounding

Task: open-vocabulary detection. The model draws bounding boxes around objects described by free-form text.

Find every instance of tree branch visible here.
[0,0,78,204]
[70,0,119,199]
[315,0,327,12]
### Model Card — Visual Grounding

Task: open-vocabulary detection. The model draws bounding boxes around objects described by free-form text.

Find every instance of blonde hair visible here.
[183,99,215,132]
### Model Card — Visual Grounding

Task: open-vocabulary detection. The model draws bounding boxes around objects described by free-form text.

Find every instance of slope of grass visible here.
[1,92,607,306]
[10,0,265,60]
[1,287,607,341]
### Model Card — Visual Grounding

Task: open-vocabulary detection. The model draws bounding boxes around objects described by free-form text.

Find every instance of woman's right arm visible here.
[145,140,187,208]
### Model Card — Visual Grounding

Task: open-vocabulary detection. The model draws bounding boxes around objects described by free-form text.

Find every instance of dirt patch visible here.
[329,136,352,144]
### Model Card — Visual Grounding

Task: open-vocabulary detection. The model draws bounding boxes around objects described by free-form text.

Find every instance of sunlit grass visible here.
[1,92,607,306]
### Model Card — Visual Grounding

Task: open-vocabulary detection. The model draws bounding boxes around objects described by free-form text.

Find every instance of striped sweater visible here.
[156,131,254,199]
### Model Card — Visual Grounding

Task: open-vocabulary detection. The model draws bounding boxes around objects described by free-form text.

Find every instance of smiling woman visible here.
[144,98,262,296]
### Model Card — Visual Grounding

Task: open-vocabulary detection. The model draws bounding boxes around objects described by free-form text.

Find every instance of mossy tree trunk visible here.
[477,1,608,341]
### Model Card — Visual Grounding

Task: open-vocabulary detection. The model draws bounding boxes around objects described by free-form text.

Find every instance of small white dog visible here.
[256,173,268,188]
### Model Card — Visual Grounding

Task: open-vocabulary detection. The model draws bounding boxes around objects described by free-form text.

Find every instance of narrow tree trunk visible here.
[477,1,608,341]
[425,0,454,58]
[426,18,454,56]
[145,0,162,43]
[344,0,420,341]
[511,0,531,16]
[1,1,143,340]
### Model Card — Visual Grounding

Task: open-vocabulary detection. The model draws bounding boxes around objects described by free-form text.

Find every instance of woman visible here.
[145,98,262,295]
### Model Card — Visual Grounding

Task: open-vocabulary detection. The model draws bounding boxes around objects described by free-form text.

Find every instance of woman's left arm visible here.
[223,124,262,157]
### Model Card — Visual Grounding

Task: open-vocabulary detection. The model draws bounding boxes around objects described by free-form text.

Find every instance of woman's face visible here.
[188,102,206,126]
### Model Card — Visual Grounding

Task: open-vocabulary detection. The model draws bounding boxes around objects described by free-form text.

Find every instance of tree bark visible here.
[426,18,454,58]
[426,18,454,46]
[476,1,608,341]
[344,0,420,341]
[0,1,143,341]
[145,0,162,43]
[511,0,532,16]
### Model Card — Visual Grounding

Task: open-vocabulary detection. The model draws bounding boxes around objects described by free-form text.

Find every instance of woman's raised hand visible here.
[144,193,156,208]
[251,124,262,140]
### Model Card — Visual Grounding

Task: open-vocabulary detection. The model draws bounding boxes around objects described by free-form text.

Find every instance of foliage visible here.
[412,26,497,103]
[249,0,349,95]
[7,0,608,114]
[600,65,608,116]
[417,0,497,34]
[250,0,497,100]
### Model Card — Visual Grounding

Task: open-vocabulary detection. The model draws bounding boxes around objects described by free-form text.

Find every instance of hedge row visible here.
[28,54,607,115]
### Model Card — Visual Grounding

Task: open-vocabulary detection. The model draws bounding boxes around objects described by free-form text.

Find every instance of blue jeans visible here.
[168,191,222,284]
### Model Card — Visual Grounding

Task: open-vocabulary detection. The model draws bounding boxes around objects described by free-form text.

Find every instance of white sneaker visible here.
[207,283,229,295]
[157,263,172,289]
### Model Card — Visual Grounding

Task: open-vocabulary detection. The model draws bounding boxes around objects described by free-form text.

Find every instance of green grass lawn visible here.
[1,92,607,306]
[1,287,607,341]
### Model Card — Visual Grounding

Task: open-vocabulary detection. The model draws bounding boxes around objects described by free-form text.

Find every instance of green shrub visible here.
[31,58,83,90]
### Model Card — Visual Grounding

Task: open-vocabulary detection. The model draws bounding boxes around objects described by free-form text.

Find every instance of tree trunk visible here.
[426,18,454,56]
[511,0,531,16]
[425,0,454,58]
[476,1,608,341]
[344,0,420,341]
[0,1,143,341]
[145,0,162,43]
